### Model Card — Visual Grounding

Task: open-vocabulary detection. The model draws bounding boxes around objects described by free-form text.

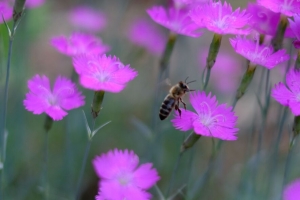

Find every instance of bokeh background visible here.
[0,0,299,199]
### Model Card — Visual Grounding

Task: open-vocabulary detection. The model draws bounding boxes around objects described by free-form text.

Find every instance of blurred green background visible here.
[0,0,299,199]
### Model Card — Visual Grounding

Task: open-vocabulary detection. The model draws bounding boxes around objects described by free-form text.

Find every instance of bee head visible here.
[179,81,190,92]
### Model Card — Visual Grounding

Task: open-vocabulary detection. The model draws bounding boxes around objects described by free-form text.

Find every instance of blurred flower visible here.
[190,0,252,35]
[25,0,45,8]
[72,54,138,92]
[257,0,300,17]
[198,50,242,93]
[289,15,300,49]
[23,75,85,121]
[147,6,202,37]
[51,32,110,57]
[272,70,300,116]
[127,18,166,56]
[69,6,106,33]
[93,149,160,200]
[246,3,294,37]
[0,1,12,23]
[173,0,209,9]
[171,91,239,140]
[283,178,300,200]
[229,36,290,69]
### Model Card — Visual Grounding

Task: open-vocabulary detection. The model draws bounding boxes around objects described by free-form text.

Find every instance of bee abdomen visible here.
[159,96,175,120]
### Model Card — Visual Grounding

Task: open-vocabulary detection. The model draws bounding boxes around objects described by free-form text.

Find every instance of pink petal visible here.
[288,100,300,116]
[53,76,85,110]
[51,36,69,55]
[286,70,300,94]
[28,75,51,95]
[80,75,126,92]
[171,109,198,131]
[45,106,68,121]
[147,6,202,37]
[190,91,218,115]
[23,93,49,114]
[99,180,151,200]
[133,163,160,189]
[72,54,90,74]
[110,65,138,84]
[69,6,107,32]
[283,178,300,200]
[93,149,139,179]
[271,82,293,106]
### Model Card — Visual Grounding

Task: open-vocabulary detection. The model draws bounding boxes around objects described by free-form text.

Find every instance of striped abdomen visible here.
[159,95,176,120]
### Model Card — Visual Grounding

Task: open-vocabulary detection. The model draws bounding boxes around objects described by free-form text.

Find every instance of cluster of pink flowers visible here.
[21,0,300,198]
[93,149,160,200]
[24,5,138,121]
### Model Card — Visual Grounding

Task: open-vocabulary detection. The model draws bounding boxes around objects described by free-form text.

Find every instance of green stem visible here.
[0,21,17,200]
[159,33,177,82]
[166,152,183,198]
[203,33,222,90]
[271,15,288,52]
[43,115,53,200]
[75,119,95,200]
[44,131,49,200]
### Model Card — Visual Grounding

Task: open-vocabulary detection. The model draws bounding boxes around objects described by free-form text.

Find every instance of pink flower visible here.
[246,3,294,37]
[127,18,167,56]
[272,70,300,116]
[190,0,252,35]
[25,0,45,8]
[289,15,300,49]
[69,6,106,33]
[0,1,12,24]
[173,0,209,9]
[147,6,202,37]
[283,178,300,200]
[51,32,110,57]
[257,0,300,17]
[93,149,160,200]
[72,54,138,92]
[229,36,290,69]
[171,91,239,140]
[23,75,85,121]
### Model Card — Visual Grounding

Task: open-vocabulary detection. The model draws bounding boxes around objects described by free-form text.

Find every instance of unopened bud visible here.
[91,91,105,119]
[181,132,201,153]
[13,0,26,23]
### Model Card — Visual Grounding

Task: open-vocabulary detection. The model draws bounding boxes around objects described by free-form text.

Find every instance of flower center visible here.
[213,1,230,30]
[96,71,110,82]
[197,102,226,127]
[117,173,132,186]
[47,95,58,106]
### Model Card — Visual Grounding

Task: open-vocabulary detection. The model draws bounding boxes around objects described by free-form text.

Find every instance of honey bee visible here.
[159,78,195,120]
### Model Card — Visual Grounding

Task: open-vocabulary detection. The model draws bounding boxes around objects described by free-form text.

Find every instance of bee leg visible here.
[175,103,182,118]
[179,98,187,110]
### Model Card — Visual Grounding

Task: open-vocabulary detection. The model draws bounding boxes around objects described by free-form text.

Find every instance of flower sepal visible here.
[181,131,201,152]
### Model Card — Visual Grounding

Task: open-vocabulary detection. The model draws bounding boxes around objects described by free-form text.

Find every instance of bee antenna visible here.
[187,80,196,84]
[185,76,189,83]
